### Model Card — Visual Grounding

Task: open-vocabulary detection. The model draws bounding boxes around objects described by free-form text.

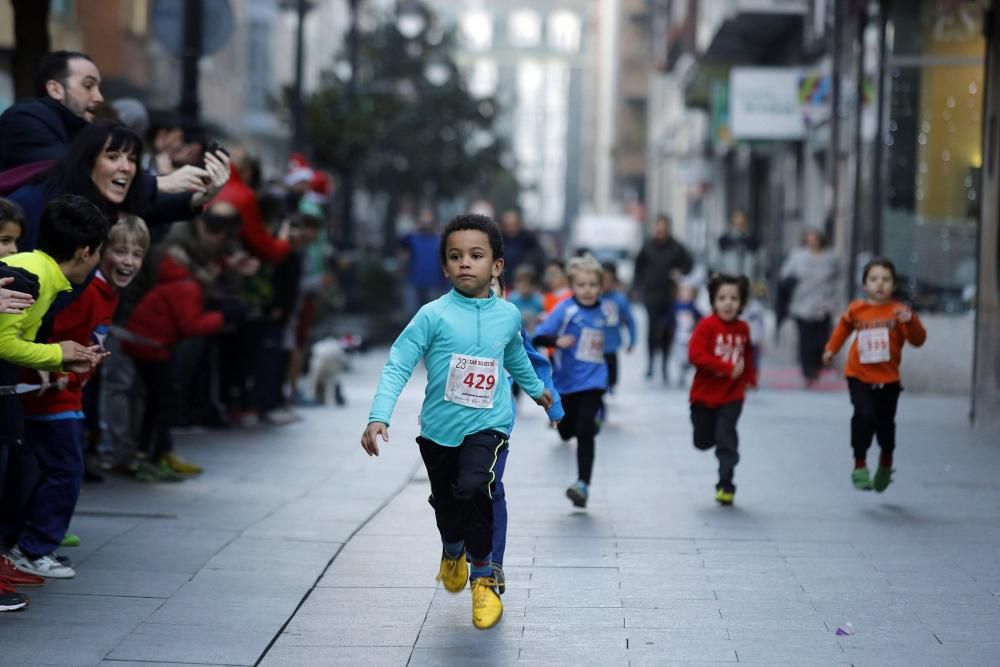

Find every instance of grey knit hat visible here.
[111,98,150,137]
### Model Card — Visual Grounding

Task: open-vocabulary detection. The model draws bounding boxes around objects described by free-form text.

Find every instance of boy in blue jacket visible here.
[533,255,608,508]
[362,214,552,630]
[599,261,636,393]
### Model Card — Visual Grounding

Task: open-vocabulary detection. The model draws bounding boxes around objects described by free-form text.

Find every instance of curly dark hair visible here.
[438,213,504,265]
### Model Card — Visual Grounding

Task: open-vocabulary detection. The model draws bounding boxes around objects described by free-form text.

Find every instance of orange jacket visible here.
[825,300,926,384]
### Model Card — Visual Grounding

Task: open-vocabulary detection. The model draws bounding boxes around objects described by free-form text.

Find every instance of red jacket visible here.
[688,313,756,407]
[213,167,290,264]
[124,251,224,361]
[21,272,118,416]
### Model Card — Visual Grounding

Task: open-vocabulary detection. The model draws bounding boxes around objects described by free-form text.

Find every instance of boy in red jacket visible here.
[12,216,149,579]
[688,274,756,506]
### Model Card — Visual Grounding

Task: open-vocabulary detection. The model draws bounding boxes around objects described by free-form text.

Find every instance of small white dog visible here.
[301,337,350,405]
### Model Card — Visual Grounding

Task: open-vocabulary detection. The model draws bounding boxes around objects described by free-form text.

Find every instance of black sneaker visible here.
[492,562,505,596]
[0,589,28,612]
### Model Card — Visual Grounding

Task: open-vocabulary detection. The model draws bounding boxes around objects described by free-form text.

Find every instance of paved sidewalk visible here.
[2,346,999,666]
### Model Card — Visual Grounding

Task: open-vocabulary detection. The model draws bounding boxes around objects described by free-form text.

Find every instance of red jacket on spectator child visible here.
[124,248,224,361]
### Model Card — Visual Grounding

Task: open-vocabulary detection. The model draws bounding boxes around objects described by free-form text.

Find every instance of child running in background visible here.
[14,216,149,578]
[668,283,701,387]
[362,214,552,630]
[541,259,571,315]
[507,266,544,334]
[742,282,767,378]
[823,257,926,492]
[688,273,755,506]
[599,262,636,394]
[533,255,608,509]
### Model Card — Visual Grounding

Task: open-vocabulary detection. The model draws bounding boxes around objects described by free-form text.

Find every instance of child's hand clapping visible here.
[361,421,389,457]
[895,308,912,323]
[555,334,575,349]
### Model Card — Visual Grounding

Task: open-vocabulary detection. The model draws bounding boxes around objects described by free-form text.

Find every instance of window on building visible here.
[460,10,492,51]
[547,10,580,52]
[508,9,541,48]
[468,59,498,98]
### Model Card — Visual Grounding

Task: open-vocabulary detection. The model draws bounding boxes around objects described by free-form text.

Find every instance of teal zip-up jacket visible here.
[368,288,546,447]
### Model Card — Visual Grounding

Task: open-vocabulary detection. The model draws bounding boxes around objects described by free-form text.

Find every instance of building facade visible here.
[648,0,998,406]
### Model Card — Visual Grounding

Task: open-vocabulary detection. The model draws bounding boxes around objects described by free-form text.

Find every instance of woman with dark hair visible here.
[780,228,841,386]
[6,121,228,252]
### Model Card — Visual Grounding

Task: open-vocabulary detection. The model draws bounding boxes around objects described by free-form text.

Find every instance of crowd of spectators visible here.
[0,51,339,610]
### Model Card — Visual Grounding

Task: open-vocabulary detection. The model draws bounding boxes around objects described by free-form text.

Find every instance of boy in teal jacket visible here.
[362,214,552,630]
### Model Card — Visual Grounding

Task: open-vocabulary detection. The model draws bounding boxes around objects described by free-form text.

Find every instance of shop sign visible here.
[730,67,804,140]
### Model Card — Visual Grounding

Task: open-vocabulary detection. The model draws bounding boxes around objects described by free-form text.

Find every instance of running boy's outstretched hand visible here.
[822,350,834,366]
[361,421,389,457]
[533,389,554,410]
[555,334,575,349]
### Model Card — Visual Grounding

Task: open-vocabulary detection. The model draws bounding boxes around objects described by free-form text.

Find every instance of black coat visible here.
[633,237,693,306]
[0,97,88,171]
[0,264,42,448]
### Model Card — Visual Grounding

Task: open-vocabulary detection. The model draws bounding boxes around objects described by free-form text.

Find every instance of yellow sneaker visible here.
[161,452,203,475]
[435,550,468,593]
[714,487,735,506]
[470,577,503,629]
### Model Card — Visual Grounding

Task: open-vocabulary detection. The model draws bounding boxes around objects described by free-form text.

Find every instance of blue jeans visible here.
[17,418,84,557]
[491,447,509,566]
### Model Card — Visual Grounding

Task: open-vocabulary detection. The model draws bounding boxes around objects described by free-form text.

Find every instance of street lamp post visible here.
[178,0,203,129]
[340,0,360,249]
[291,0,307,152]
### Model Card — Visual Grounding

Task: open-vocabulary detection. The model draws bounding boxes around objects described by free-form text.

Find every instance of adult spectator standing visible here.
[397,207,445,315]
[633,214,693,381]
[500,209,545,284]
[780,228,841,387]
[0,51,224,217]
[0,51,101,169]
[712,209,759,279]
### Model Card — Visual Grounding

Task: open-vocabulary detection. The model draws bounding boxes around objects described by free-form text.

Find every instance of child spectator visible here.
[688,274,755,506]
[823,257,926,492]
[541,259,571,315]
[533,255,608,509]
[0,199,25,259]
[0,199,35,315]
[669,283,701,387]
[507,265,543,334]
[599,261,636,394]
[0,196,108,581]
[12,216,148,579]
[361,214,552,630]
[123,205,241,481]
